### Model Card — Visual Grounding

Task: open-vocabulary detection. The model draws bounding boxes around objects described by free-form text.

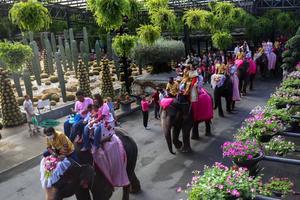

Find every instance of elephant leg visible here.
[242,76,248,95]
[161,112,176,154]
[122,185,130,200]
[249,74,255,90]
[191,121,200,140]
[129,172,141,194]
[217,97,224,117]
[75,188,91,200]
[181,122,193,153]
[205,120,212,136]
[225,95,232,113]
[173,126,183,149]
[45,188,57,200]
[213,89,218,109]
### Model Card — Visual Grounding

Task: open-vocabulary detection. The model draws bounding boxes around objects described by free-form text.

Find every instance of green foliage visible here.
[264,136,295,156]
[145,0,168,13]
[276,13,295,34]
[127,0,142,18]
[262,177,293,196]
[49,20,67,34]
[9,0,51,32]
[137,25,161,45]
[187,163,261,199]
[132,38,185,73]
[112,34,137,57]
[183,9,213,31]
[212,32,232,50]
[87,0,130,31]
[0,41,33,73]
[149,7,176,31]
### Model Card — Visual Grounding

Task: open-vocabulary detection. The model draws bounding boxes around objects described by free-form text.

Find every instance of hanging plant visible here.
[212,32,232,50]
[127,0,142,18]
[0,41,33,73]
[150,7,176,31]
[183,9,213,31]
[112,34,137,57]
[137,25,161,45]
[9,0,51,32]
[145,0,169,13]
[87,0,130,31]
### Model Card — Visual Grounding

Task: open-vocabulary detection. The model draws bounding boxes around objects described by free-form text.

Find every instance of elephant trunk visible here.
[165,133,176,155]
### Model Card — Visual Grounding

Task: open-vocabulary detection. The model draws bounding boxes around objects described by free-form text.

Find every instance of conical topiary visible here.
[77,60,92,97]
[101,59,114,98]
[0,68,24,127]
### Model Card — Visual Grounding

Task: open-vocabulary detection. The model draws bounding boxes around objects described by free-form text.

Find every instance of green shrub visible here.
[132,38,185,74]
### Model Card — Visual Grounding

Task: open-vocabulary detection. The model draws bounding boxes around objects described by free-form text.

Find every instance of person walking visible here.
[23,94,39,135]
[152,88,160,119]
[141,96,152,130]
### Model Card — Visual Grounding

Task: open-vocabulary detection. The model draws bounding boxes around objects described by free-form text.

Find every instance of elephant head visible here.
[46,163,95,200]
[161,100,193,154]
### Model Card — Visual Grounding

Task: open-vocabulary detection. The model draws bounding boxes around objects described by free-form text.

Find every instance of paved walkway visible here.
[0,78,299,200]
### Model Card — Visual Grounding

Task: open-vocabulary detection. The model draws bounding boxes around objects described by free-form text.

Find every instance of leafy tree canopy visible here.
[9,0,51,32]
[137,25,161,45]
[0,41,33,73]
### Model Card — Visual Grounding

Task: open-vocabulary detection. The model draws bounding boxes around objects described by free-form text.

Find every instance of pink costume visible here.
[74,97,93,118]
[247,58,257,75]
[234,59,244,68]
[191,88,213,121]
[231,74,241,101]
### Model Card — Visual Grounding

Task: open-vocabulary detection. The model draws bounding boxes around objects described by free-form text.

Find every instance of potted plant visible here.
[261,177,294,197]
[187,162,262,200]
[267,94,298,109]
[264,136,295,156]
[119,93,136,113]
[222,140,263,176]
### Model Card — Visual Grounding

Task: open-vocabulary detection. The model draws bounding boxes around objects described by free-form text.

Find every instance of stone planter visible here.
[120,99,135,114]
[233,153,264,176]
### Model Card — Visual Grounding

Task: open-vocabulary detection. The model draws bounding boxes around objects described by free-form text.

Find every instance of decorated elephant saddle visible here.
[40,156,72,188]
[160,98,174,110]
[211,74,226,89]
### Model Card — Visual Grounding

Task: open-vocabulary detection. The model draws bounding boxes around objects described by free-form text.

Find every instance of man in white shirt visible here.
[23,94,39,134]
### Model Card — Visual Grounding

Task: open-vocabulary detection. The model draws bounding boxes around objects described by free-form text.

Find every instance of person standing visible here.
[141,96,152,130]
[152,88,160,119]
[23,94,39,135]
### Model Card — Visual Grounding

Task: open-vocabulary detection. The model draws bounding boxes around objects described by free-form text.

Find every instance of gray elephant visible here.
[43,129,141,200]
[160,90,213,154]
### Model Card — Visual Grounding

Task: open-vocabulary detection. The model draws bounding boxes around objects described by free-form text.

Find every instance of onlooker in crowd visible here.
[23,94,39,134]
[106,97,119,126]
[159,89,166,102]
[152,88,160,119]
[141,96,152,130]
[64,90,93,142]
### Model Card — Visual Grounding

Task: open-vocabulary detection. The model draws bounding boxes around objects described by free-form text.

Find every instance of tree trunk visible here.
[0,68,24,127]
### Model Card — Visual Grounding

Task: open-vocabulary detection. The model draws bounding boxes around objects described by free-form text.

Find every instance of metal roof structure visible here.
[0,0,299,23]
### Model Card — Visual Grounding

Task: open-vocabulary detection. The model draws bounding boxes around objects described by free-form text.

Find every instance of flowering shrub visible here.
[222,140,262,162]
[287,70,300,79]
[187,162,262,200]
[281,78,300,89]
[267,94,298,109]
[264,136,295,156]
[44,156,59,179]
[261,177,294,196]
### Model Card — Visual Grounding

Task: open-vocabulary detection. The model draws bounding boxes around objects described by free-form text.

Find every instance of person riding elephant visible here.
[160,75,213,154]
[40,129,141,200]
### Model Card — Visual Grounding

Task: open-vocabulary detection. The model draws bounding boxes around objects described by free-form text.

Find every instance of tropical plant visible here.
[101,59,114,98]
[137,25,161,45]
[87,0,139,31]
[144,0,168,13]
[264,136,295,156]
[149,7,176,31]
[77,60,92,97]
[222,140,262,162]
[281,29,300,71]
[9,0,51,32]
[0,41,33,127]
[267,94,298,108]
[182,9,213,31]
[112,34,137,57]
[261,177,294,196]
[187,162,262,199]
[212,32,232,50]
[132,38,185,73]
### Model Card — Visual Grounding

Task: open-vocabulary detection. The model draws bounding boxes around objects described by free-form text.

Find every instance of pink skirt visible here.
[231,75,241,101]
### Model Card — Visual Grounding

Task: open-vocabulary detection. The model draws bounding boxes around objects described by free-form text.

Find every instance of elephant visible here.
[43,129,141,200]
[160,90,213,154]
[255,52,268,78]
[213,75,233,117]
[237,60,250,95]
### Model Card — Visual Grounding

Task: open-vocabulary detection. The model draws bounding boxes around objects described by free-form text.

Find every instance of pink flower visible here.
[247,155,253,159]
[231,189,240,197]
[176,187,182,193]
[218,184,224,190]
